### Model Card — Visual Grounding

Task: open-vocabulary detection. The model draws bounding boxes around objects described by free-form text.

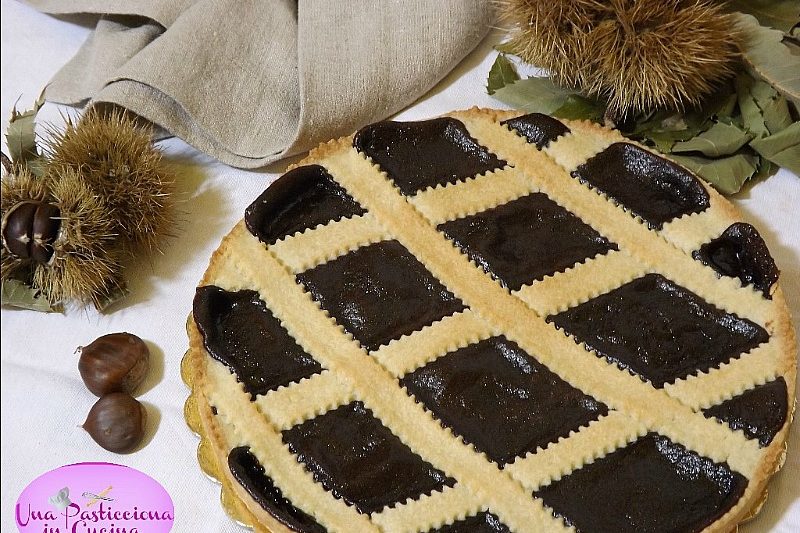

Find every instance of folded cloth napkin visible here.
[27,0,494,168]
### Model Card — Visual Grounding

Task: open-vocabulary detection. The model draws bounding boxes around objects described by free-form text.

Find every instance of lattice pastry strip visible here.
[410,166,534,225]
[226,223,569,533]
[270,213,389,273]
[187,109,795,533]
[660,198,741,254]
[321,143,762,477]
[514,250,649,316]
[204,356,377,531]
[666,341,789,410]
[371,484,483,533]
[457,112,773,327]
[506,411,648,493]
[371,309,499,378]
[539,119,617,173]
[256,371,354,431]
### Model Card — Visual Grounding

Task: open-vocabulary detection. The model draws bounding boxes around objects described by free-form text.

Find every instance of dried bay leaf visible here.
[669,153,759,195]
[750,122,800,175]
[725,0,799,34]
[735,13,800,106]
[761,95,793,134]
[672,122,753,157]
[491,76,573,114]
[1,279,61,313]
[487,55,520,95]
[736,74,770,138]
[552,94,605,122]
[6,90,45,165]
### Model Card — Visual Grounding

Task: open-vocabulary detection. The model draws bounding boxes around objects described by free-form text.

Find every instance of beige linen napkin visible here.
[26,0,494,168]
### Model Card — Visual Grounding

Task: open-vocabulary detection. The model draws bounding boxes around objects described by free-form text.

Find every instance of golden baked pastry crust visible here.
[184,108,796,533]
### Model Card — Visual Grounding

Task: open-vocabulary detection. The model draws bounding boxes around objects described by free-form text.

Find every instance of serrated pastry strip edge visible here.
[410,166,535,225]
[269,213,390,273]
[506,411,648,492]
[204,355,377,532]
[321,144,763,479]
[371,484,482,533]
[225,223,568,533]
[513,250,649,316]
[457,112,772,327]
[371,309,499,377]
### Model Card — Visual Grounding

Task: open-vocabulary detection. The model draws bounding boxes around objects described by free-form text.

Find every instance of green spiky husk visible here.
[500,0,741,114]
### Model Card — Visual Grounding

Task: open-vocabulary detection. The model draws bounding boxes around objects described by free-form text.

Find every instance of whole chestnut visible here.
[78,332,150,396]
[82,393,147,453]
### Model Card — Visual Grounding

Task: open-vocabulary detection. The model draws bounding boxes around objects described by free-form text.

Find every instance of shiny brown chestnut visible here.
[1,200,61,263]
[82,393,147,453]
[78,332,150,396]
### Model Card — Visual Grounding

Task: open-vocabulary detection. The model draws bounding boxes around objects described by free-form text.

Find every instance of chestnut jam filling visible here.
[401,336,607,465]
[439,192,616,290]
[572,143,710,229]
[501,113,570,149]
[353,117,505,195]
[704,377,789,447]
[694,222,779,298]
[228,447,326,533]
[245,164,364,246]
[536,434,747,533]
[193,286,322,397]
[296,240,464,352]
[282,401,453,515]
[549,274,768,387]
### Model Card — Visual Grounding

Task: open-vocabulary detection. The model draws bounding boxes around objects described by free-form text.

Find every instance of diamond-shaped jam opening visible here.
[572,142,710,229]
[694,222,779,298]
[353,117,505,195]
[704,377,788,447]
[228,447,324,533]
[548,274,768,388]
[193,286,322,398]
[296,240,465,352]
[501,113,570,149]
[425,512,511,533]
[282,401,453,514]
[245,164,365,245]
[439,193,616,290]
[535,434,747,533]
[401,337,607,465]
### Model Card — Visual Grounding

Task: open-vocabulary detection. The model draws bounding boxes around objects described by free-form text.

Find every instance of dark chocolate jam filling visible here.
[501,113,570,149]
[296,240,465,352]
[439,192,616,290]
[572,142,710,229]
[401,336,607,465]
[228,447,326,533]
[245,164,364,246]
[536,433,747,533]
[704,377,788,447]
[282,401,454,515]
[694,222,779,298]
[426,512,511,533]
[193,286,322,398]
[548,274,769,388]
[353,117,505,195]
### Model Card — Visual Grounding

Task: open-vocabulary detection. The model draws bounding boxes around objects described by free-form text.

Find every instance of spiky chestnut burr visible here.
[45,107,175,253]
[500,0,740,114]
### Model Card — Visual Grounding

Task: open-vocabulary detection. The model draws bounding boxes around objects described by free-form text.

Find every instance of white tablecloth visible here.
[1,1,798,531]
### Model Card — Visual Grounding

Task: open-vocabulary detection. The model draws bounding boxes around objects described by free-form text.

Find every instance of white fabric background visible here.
[1,1,798,531]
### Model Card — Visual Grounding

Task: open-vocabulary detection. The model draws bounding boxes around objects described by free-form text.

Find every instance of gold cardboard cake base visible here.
[182,322,267,532]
